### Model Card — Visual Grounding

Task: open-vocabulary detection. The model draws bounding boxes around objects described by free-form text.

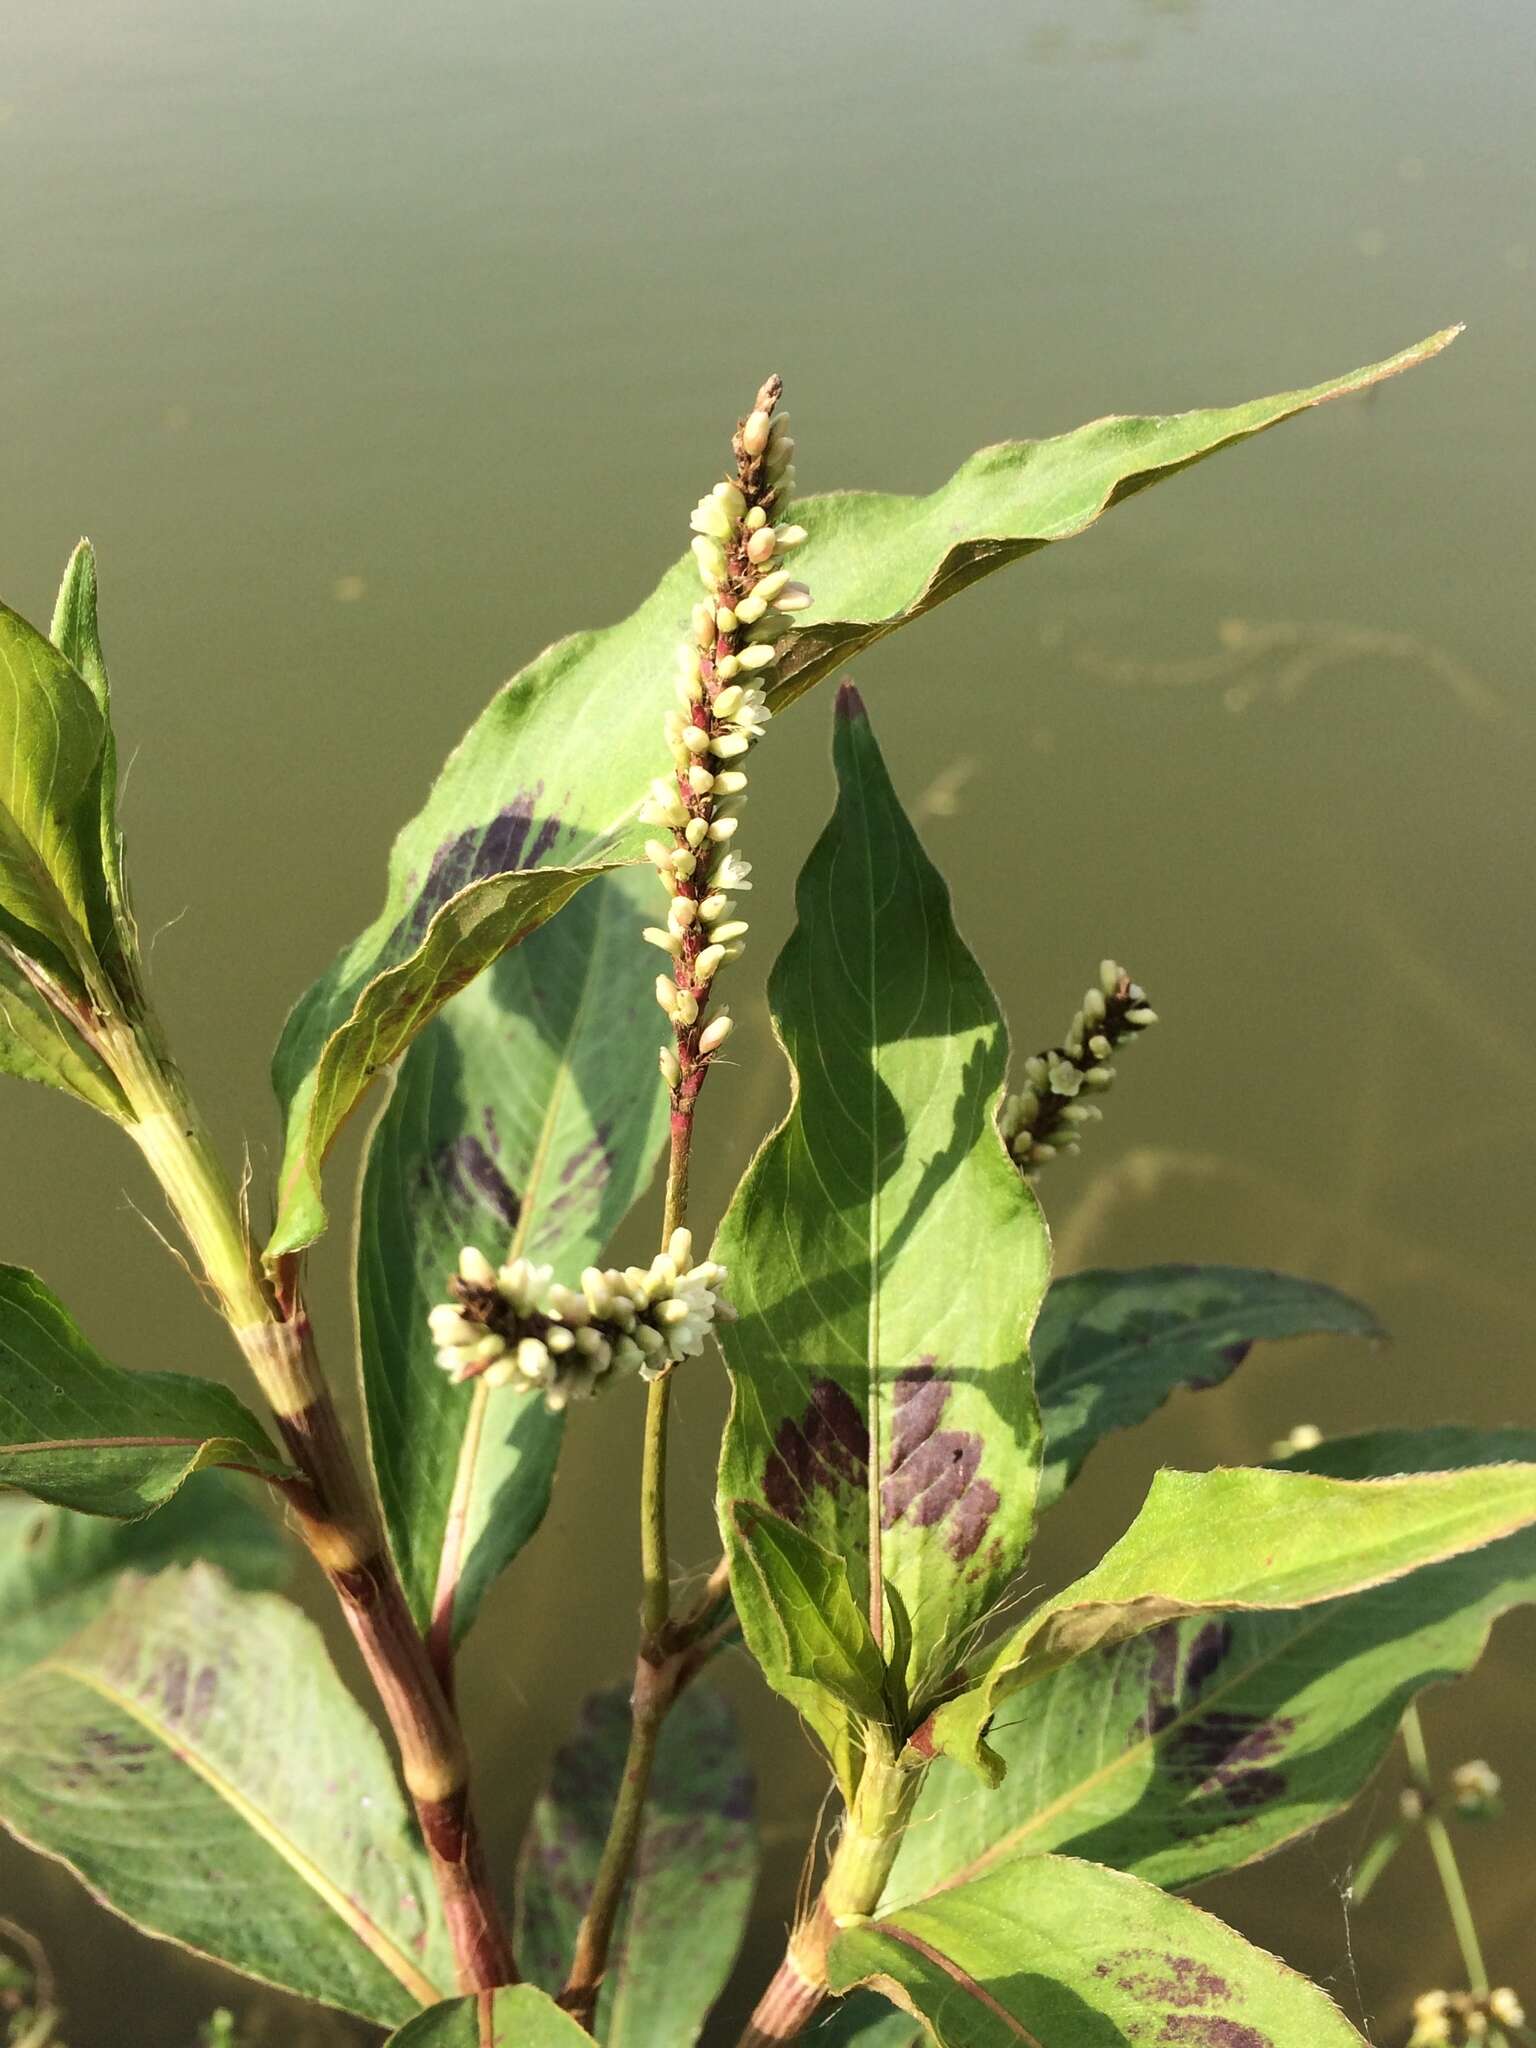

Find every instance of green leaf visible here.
[0,1473,287,1685]
[49,540,140,1009]
[0,1264,291,1516]
[827,1851,1367,2045]
[727,1500,890,1798]
[277,334,1455,1264]
[889,1429,1536,1906]
[383,1987,594,2046]
[813,1994,925,2045]
[0,941,129,1114]
[268,851,622,1264]
[0,1565,453,2023]
[931,1456,1536,1780]
[1034,1265,1383,1511]
[716,689,1047,1763]
[515,1683,757,2045]
[357,869,669,1641]
[0,598,109,985]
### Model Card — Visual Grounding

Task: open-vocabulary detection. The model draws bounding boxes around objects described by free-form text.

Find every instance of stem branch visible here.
[105,1022,515,1993]
[1401,1704,1489,1995]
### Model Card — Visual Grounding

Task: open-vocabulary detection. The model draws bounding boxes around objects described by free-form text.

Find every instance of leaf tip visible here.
[834,678,868,723]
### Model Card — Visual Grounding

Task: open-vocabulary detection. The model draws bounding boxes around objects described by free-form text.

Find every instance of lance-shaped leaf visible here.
[0,1566,452,2024]
[889,1427,1536,1904]
[49,541,141,1010]
[0,599,109,986]
[716,688,1048,1767]
[1034,1265,1383,1512]
[827,1852,1367,2045]
[0,943,129,1114]
[0,1474,287,1685]
[0,1264,292,1517]
[275,333,1455,1265]
[383,1988,594,2046]
[930,1457,1536,1780]
[357,869,669,1643]
[269,848,623,1263]
[515,1683,757,2045]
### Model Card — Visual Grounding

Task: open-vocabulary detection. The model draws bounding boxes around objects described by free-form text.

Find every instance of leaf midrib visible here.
[38,1649,446,2007]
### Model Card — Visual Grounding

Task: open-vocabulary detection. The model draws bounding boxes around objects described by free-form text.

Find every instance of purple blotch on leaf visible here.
[387,788,566,958]
[763,1381,870,1524]
[427,1135,521,1233]
[879,1362,998,1562]
[1136,1622,1294,1818]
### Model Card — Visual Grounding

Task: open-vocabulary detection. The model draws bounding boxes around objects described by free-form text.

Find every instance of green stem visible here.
[1400,1704,1490,1995]
[101,1019,516,1993]
[737,1738,925,2047]
[561,1116,702,2028]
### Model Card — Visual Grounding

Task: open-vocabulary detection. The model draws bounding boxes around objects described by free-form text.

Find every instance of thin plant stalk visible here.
[1400,1704,1494,2006]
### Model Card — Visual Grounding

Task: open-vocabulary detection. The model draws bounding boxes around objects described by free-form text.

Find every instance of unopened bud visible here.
[659,1046,680,1088]
[742,409,772,457]
[699,1014,734,1054]
[738,643,775,671]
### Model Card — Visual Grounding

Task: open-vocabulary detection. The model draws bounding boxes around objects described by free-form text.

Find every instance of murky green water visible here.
[3,1,1532,2040]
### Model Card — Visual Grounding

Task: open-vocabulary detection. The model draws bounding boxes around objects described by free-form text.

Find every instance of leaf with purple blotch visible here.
[928,1452,1536,1782]
[356,868,669,1644]
[515,1683,757,2045]
[887,1427,1536,1903]
[0,1473,286,1686]
[828,1851,1368,2045]
[273,333,1456,1264]
[715,691,1048,1776]
[0,1565,453,2024]
[1034,1264,1384,1511]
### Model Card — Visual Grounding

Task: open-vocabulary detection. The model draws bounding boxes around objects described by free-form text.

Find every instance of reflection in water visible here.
[1044,617,1502,722]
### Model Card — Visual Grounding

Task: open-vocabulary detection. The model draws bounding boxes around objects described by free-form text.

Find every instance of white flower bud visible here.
[711,919,749,942]
[645,838,674,872]
[642,925,683,955]
[737,643,775,671]
[711,731,751,757]
[690,495,733,541]
[669,1226,694,1266]
[734,592,769,624]
[429,1305,480,1345]
[1126,1006,1159,1027]
[546,1324,576,1353]
[659,1044,680,1088]
[699,1015,734,1053]
[695,943,726,980]
[682,724,712,755]
[669,895,698,930]
[655,975,678,1016]
[482,1357,516,1388]
[687,763,715,793]
[773,582,812,611]
[674,987,698,1026]
[744,505,768,531]
[470,1333,507,1367]
[753,568,791,601]
[747,526,777,564]
[774,524,808,549]
[715,653,740,680]
[516,1337,553,1382]
[742,408,772,456]
[691,535,726,586]
[458,1246,497,1289]
[714,769,748,794]
[708,816,739,841]
[713,684,745,719]
[697,892,729,921]
[546,1283,589,1325]
[1082,986,1108,1025]
[670,847,697,877]
[713,478,746,518]
[685,816,709,847]
[693,603,717,646]
[715,605,738,634]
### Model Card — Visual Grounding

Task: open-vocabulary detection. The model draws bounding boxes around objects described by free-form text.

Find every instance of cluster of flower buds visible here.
[1410,1986,1524,2045]
[427,1230,728,1410]
[1450,1757,1503,1821]
[997,960,1157,1177]
[640,375,808,1114]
